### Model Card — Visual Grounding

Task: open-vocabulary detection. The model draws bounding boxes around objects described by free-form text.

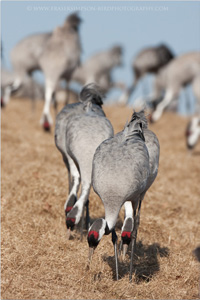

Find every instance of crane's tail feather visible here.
[79,83,105,107]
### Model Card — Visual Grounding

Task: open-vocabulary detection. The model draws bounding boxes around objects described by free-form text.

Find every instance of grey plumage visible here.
[39,12,82,130]
[11,13,82,131]
[119,44,174,104]
[87,110,160,281]
[55,83,114,238]
[150,52,200,122]
[120,112,160,260]
[9,32,51,108]
[92,111,149,229]
[72,45,124,93]
[1,68,44,107]
[11,33,51,78]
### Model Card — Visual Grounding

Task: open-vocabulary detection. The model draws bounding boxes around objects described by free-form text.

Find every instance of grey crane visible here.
[120,115,160,261]
[55,83,114,239]
[39,13,82,131]
[10,13,82,131]
[11,32,51,80]
[150,52,200,122]
[10,31,50,107]
[119,44,174,105]
[72,45,125,93]
[1,69,19,107]
[1,68,44,107]
[87,111,159,281]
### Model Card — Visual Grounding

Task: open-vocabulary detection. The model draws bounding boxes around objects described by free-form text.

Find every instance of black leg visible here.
[119,239,123,257]
[142,77,149,99]
[129,200,142,282]
[65,82,70,105]
[30,79,36,114]
[85,199,90,231]
[129,209,136,282]
[185,87,191,114]
[112,229,119,281]
[127,84,136,105]
[52,91,58,118]
[80,207,85,242]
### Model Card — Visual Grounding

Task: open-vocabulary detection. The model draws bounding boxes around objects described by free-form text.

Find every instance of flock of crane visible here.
[1,12,200,281]
[54,82,160,281]
[1,12,200,150]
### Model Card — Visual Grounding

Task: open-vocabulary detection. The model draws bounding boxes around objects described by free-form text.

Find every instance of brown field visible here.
[1,98,200,299]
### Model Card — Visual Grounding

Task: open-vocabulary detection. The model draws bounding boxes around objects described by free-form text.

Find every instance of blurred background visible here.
[1,1,200,114]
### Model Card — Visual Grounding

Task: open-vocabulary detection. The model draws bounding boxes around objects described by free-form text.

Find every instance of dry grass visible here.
[1,98,200,299]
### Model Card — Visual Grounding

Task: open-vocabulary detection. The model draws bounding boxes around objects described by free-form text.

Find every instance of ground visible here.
[1,98,200,299]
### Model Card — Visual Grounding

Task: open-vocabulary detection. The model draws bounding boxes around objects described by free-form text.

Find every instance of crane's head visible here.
[120,217,134,260]
[157,44,175,66]
[110,45,123,67]
[66,206,80,231]
[65,12,82,31]
[87,218,107,266]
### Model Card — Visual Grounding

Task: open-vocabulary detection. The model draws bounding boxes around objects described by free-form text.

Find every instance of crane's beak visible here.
[88,247,94,263]
[66,228,71,240]
[122,244,128,261]
[86,247,94,270]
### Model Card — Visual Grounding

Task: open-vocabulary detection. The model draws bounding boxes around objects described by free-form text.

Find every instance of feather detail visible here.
[80,83,105,107]
[123,110,147,141]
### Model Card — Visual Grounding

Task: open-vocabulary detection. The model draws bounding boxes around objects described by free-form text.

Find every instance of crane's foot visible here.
[40,114,53,132]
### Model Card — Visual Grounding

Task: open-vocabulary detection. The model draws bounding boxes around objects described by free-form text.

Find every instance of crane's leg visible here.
[79,199,91,240]
[64,155,80,215]
[40,79,55,131]
[64,156,80,239]
[185,86,192,114]
[118,84,136,105]
[52,91,58,118]
[141,76,149,100]
[151,89,175,122]
[66,180,90,241]
[111,81,126,91]
[80,200,90,238]
[2,86,12,107]
[30,78,37,114]
[65,81,70,105]
[112,229,119,281]
[85,199,90,231]
[129,200,142,282]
